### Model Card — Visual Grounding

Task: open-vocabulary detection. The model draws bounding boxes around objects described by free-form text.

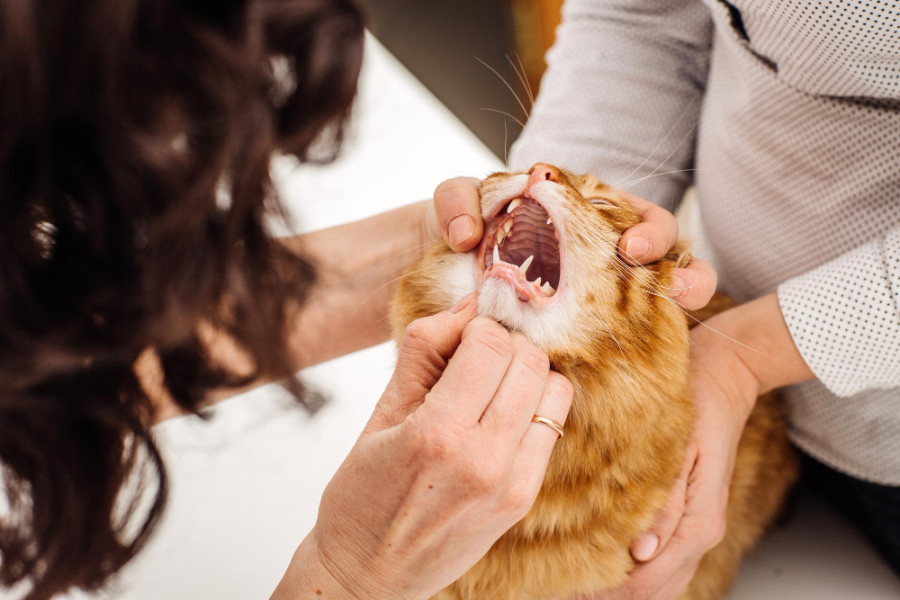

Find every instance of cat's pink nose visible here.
[527,163,560,187]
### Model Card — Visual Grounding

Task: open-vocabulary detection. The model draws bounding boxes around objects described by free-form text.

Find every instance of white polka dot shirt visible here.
[510,0,900,484]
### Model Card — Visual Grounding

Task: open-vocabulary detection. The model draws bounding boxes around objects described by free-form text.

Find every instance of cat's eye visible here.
[588,198,613,206]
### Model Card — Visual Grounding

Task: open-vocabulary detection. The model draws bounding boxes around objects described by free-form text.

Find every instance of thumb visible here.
[433,177,483,251]
[366,293,478,431]
[631,448,693,562]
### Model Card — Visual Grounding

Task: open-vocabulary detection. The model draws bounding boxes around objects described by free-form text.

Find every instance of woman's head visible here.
[0,1,363,598]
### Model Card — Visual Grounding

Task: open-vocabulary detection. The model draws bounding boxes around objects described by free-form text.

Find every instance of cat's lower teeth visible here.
[519,255,534,275]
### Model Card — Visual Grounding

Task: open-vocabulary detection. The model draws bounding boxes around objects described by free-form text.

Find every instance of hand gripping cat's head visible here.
[392,163,691,364]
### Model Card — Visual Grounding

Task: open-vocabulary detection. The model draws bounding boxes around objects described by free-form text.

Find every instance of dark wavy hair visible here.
[0,1,364,598]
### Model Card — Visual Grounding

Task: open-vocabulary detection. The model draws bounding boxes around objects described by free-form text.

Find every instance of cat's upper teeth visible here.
[546,216,552,225]
[495,218,514,246]
[507,198,522,213]
[541,281,555,295]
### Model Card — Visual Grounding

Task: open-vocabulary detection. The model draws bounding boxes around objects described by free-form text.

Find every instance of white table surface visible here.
[80,34,899,600]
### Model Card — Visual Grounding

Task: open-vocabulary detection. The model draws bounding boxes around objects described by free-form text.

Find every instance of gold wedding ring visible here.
[531,415,565,440]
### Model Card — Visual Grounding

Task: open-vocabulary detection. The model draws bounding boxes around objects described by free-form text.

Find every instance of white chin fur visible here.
[439,251,577,351]
[477,280,575,351]
[441,252,480,304]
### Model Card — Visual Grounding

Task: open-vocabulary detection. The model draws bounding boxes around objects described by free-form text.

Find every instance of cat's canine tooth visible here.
[507,198,522,213]
[541,281,555,295]
[492,244,500,264]
[546,216,552,225]
[534,277,542,286]
[519,254,534,275]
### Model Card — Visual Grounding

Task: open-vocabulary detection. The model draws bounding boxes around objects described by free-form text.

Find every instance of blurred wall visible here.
[358,0,528,161]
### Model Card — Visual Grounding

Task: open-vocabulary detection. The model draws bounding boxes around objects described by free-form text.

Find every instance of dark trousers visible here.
[802,452,900,578]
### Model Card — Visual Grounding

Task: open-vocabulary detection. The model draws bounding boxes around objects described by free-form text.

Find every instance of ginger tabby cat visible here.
[391,164,796,600]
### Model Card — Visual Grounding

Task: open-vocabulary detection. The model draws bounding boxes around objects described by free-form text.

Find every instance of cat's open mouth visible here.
[477,196,561,307]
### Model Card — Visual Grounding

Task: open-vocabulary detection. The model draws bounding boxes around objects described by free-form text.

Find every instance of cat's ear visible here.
[667,240,692,269]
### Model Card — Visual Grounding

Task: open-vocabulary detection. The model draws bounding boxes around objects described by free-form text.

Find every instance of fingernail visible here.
[450,292,476,314]
[448,215,475,247]
[669,275,687,299]
[625,236,651,261]
[632,534,659,561]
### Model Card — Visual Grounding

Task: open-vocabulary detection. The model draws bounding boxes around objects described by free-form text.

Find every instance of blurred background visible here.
[357,0,564,159]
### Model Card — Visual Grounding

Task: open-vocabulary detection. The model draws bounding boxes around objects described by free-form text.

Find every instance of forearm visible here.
[146,201,434,421]
[281,200,433,368]
[696,293,815,399]
[510,0,713,210]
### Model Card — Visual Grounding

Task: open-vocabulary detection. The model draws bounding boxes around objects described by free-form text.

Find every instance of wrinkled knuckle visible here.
[410,416,456,460]
[501,482,538,520]
[629,584,653,600]
[433,178,458,199]
[514,340,550,379]
[434,178,476,209]
[548,372,575,402]
[467,318,513,361]
[402,317,436,349]
[462,459,504,497]
[704,518,727,550]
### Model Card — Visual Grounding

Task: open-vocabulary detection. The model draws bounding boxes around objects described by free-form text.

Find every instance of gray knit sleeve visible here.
[508,0,713,212]
[778,228,900,397]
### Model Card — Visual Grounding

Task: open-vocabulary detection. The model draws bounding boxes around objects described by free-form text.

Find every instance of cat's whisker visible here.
[349,254,438,314]
[643,289,769,357]
[579,233,681,294]
[599,318,629,367]
[579,235,766,356]
[475,56,530,120]
[504,118,510,165]
[613,98,698,189]
[624,120,699,192]
[615,168,700,191]
[507,54,535,108]
[481,107,526,130]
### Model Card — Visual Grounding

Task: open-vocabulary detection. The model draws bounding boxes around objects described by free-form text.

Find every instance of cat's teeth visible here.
[541,281,555,295]
[519,254,534,275]
[546,216,552,225]
[495,229,505,245]
[507,199,522,213]
[503,219,513,233]
[534,277,542,286]
[492,244,500,264]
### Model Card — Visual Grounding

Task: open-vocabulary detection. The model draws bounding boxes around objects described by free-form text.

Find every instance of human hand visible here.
[428,176,716,310]
[273,294,573,600]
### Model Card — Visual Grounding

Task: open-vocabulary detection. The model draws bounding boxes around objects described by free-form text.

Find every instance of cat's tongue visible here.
[481,197,561,303]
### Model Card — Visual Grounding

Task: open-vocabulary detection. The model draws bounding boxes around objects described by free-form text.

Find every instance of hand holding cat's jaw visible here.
[432,174,718,310]
[280,303,573,600]
[432,176,483,251]
[616,192,717,311]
